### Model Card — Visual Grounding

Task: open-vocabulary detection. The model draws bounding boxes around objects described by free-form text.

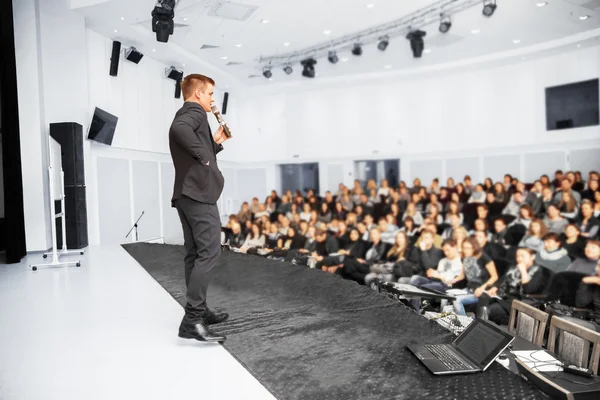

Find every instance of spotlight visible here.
[328,51,339,64]
[283,65,293,75]
[300,58,317,78]
[352,43,363,56]
[165,66,183,81]
[482,0,497,17]
[151,1,176,43]
[263,68,272,79]
[439,15,452,33]
[406,30,426,58]
[377,36,389,51]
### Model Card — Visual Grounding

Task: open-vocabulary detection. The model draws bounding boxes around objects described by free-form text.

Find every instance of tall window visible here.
[280,163,320,195]
[354,159,400,188]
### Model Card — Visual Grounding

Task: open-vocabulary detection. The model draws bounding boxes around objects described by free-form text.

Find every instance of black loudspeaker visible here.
[174,79,182,99]
[50,123,85,186]
[222,92,229,115]
[55,187,88,249]
[110,40,121,76]
[124,47,143,64]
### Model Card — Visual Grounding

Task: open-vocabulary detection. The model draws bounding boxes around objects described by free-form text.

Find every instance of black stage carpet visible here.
[123,243,545,400]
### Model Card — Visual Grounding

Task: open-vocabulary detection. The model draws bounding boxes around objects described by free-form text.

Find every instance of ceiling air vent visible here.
[248,74,261,79]
[200,44,220,50]
[207,2,259,21]
[226,61,243,66]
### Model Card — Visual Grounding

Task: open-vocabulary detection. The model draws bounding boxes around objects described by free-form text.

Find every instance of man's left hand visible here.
[213,125,231,145]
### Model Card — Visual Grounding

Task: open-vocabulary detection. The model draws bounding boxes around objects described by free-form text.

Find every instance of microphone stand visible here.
[126,211,145,242]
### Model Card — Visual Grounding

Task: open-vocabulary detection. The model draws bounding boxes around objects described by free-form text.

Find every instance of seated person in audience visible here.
[237,202,252,225]
[356,221,367,239]
[573,259,600,332]
[269,190,281,207]
[400,216,419,245]
[227,222,246,249]
[264,196,276,214]
[410,192,425,214]
[378,217,399,245]
[264,223,282,250]
[335,183,347,199]
[502,191,525,218]
[451,237,498,316]
[335,221,350,248]
[442,213,463,240]
[554,178,582,205]
[469,218,492,242]
[366,231,415,285]
[410,239,463,293]
[240,223,266,252]
[567,240,600,276]
[409,231,444,281]
[444,201,464,225]
[525,180,544,216]
[477,248,550,325]
[340,228,387,284]
[411,178,424,195]
[354,205,365,223]
[368,188,380,204]
[438,187,450,207]
[485,192,496,207]
[511,204,534,229]
[540,174,551,188]
[359,193,375,216]
[277,195,292,215]
[254,203,270,220]
[515,182,528,199]
[345,212,357,228]
[503,174,513,193]
[494,182,510,204]
[284,226,317,263]
[428,178,441,195]
[362,214,376,241]
[297,220,309,238]
[322,228,366,274]
[403,203,424,226]
[249,197,261,214]
[307,229,340,267]
[455,183,469,204]
[318,202,333,224]
[464,175,475,194]
[474,230,507,260]
[389,203,402,226]
[339,192,354,213]
[558,190,579,221]
[377,179,391,197]
[538,186,554,218]
[483,177,493,192]
[579,199,600,239]
[350,181,363,205]
[427,203,444,226]
[289,212,302,232]
[491,218,509,247]
[425,193,441,215]
[468,184,487,204]
[322,191,335,210]
[398,186,411,203]
[446,177,456,194]
[581,178,598,201]
[518,218,548,253]
[286,203,298,221]
[477,203,498,228]
[415,219,443,248]
[573,171,586,193]
[453,226,469,256]
[309,210,319,226]
[278,216,291,236]
[562,223,587,261]
[333,202,346,221]
[594,191,600,218]
[544,204,568,234]
[536,233,571,273]
[551,170,564,190]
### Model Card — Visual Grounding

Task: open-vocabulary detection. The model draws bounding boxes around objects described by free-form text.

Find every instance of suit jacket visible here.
[169,102,224,205]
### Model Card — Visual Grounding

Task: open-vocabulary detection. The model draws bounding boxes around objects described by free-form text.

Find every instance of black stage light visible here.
[263,68,272,79]
[151,1,176,43]
[352,43,362,56]
[283,65,293,75]
[406,30,427,58]
[377,36,389,51]
[301,58,317,78]
[439,16,452,33]
[483,0,497,17]
[328,51,339,64]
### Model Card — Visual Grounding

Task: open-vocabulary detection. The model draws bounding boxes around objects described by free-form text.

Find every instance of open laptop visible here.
[407,318,514,375]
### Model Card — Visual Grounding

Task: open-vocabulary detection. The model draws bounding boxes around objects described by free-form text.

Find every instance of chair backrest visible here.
[508,300,550,346]
[547,316,600,375]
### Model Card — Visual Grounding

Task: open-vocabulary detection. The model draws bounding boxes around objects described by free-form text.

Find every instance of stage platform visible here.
[0,246,275,400]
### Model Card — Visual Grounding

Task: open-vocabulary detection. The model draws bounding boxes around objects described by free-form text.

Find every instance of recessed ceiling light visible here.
[268,78,273,81]
[120,17,125,21]
[577,43,581,48]
[182,17,189,21]
[114,29,118,33]
[220,56,228,59]
[579,15,590,20]
[513,39,521,44]
[340,57,349,62]
[536,2,547,6]
[521,56,526,60]
[182,63,186,67]
[424,49,431,54]
[471,28,480,34]
[234,44,242,47]
[323,30,332,35]
[283,42,290,46]
[152,49,156,52]
[261,19,269,24]
[366,3,375,8]
[384,65,392,69]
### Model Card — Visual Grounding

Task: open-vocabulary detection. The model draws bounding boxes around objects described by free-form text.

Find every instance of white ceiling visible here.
[76,0,600,88]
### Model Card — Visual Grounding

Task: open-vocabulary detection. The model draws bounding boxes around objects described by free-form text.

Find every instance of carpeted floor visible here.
[122,243,545,400]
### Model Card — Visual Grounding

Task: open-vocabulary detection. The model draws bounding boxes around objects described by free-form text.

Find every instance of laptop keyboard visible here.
[424,344,473,371]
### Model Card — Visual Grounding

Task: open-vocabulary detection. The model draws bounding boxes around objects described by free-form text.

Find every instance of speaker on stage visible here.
[222,92,229,115]
[50,123,88,249]
[109,40,121,77]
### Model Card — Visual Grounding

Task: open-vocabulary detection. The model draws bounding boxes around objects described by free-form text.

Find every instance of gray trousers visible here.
[175,195,221,325]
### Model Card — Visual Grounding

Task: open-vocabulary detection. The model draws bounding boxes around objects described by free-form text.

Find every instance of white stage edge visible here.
[0,245,275,400]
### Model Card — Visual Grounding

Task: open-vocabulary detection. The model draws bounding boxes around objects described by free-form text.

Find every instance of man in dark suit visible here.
[169,74,231,343]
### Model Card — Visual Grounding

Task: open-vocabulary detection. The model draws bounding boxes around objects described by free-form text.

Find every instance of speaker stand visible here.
[30,167,83,271]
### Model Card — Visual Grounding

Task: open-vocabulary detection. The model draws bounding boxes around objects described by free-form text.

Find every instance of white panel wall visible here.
[160,162,182,245]
[446,158,480,183]
[409,159,444,185]
[132,160,161,241]
[570,149,600,175]
[97,157,131,245]
[236,168,268,204]
[483,155,521,182]
[523,151,566,182]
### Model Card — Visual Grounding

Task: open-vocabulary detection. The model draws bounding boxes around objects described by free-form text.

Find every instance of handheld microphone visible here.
[210,104,232,138]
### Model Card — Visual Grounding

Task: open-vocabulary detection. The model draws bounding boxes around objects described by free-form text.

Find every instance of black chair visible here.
[437,223,450,236]
[493,258,511,280]
[543,271,586,306]
[505,223,526,246]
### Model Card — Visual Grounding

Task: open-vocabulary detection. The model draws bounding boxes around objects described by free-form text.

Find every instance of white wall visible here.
[227,46,600,164]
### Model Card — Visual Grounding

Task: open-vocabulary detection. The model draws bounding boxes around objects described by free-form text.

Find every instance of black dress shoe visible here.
[203,311,229,325]
[178,322,226,343]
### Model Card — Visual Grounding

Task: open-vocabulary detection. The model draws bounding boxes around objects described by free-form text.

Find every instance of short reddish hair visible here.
[180,74,215,100]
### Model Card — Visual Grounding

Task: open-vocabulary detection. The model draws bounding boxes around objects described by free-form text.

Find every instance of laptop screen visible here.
[453,319,514,370]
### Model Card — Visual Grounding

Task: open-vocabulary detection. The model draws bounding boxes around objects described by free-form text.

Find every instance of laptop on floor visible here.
[407,318,514,375]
